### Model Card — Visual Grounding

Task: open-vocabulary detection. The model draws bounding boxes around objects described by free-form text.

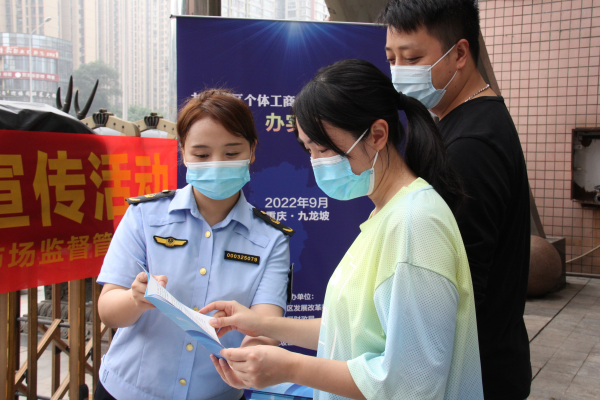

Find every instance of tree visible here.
[71,60,122,116]
[127,105,166,122]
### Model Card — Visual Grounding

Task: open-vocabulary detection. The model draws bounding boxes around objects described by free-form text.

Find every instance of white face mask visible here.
[390,44,457,109]
[184,150,252,200]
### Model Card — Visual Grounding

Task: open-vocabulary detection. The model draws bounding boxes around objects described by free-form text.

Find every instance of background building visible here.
[221,0,329,21]
[221,0,277,18]
[0,32,72,106]
[0,0,94,107]
[1,0,99,69]
[1,0,328,116]
[284,0,329,21]
[123,0,171,115]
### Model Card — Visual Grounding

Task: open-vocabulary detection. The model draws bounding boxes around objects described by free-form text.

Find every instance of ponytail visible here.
[401,93,467,213]
[292,59,467,213]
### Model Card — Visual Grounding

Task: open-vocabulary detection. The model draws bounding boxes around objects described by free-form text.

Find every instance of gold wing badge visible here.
[153,236,188,248]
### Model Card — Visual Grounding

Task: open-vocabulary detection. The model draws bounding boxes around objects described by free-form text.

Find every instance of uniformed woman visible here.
[201,60,484,399]
[95,89,293,400]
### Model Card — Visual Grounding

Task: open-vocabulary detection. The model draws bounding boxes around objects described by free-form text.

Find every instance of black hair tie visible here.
[397,92,409,110]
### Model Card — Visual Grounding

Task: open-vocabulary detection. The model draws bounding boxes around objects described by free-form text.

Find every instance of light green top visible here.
[315,178,483,400]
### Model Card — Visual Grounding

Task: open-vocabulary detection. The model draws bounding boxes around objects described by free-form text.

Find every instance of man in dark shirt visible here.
[380,1,531,399]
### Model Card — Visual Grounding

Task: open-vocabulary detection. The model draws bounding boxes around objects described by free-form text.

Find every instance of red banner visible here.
[0,130,178,293]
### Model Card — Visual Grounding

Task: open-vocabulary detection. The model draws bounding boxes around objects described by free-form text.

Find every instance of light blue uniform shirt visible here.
[97,185,290,400]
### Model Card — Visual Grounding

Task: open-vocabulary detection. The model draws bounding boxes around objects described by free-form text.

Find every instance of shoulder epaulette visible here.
[126,190,177,205]
[253,208,295,237]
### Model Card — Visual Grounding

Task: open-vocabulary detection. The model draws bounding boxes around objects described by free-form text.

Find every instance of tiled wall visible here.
[479,0,600,274]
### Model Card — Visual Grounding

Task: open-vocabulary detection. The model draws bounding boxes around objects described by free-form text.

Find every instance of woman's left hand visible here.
[210,354,249,389]
[212,346,297,389]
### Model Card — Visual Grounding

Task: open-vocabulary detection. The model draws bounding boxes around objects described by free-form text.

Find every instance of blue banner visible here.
[176,16,389,362]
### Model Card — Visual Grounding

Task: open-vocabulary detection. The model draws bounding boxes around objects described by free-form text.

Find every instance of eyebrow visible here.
[190,142,245,149]
[385,43,415,51]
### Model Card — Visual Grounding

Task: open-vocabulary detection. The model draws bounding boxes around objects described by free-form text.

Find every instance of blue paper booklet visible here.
[138,263,225,357]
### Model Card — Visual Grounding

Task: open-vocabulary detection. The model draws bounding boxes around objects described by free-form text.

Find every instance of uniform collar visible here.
[168,184,195,213]
[214,190,252,231]
[169,184,252,231]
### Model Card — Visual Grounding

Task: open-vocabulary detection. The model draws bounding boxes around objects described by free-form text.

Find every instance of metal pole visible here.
[28,17,52,102]
[122,0,128,120]
[29,33,33,102]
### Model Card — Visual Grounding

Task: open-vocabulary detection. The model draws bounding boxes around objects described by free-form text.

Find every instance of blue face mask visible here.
[390,44,457,109]
[186,158,250,200]
[310,128,378,201]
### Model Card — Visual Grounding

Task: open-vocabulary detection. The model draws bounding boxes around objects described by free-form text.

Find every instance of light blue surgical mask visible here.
[390,44,458,109]
[310,128,378,201]
[185,158,250,200]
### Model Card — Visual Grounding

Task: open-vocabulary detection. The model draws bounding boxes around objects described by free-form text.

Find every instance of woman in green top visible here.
[201,59,484,400]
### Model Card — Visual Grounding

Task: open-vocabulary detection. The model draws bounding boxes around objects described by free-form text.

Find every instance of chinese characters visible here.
[264,197,330,222]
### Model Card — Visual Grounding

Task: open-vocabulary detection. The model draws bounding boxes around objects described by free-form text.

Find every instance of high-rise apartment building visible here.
[0,0,73,106]
[67,0,99,68]
[284,0,329,21]
[221,0,329,21]
[2,0,329,113]
[1,0,99,68]
[97,0,122,73]
[221,0,277,19]
[125,0,171,114]
[2,0,170,114]
[96,0,171,116]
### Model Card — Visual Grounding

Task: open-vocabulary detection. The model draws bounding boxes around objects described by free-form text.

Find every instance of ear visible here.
[250,141,257,165]
[454,38,470,70]
[369,119,389,152]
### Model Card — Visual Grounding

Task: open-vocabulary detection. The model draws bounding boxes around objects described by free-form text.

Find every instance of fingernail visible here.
[209,318,217,326]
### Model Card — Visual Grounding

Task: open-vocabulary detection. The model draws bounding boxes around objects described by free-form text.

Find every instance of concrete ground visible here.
[15,276,600,399]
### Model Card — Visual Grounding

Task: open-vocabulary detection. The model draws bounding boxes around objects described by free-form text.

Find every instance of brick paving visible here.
[526,277,600,400]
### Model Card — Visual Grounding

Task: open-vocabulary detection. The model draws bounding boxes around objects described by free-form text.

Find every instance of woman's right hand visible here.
[130,272,168,310]
[200,301,264,338]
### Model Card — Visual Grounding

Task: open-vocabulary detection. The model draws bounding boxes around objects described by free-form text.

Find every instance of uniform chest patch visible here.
[224,251,260,265]
[154,236,188,248]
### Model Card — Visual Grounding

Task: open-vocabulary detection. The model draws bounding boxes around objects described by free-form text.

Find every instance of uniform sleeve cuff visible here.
[250,295,286,313]
[96,273,133,289]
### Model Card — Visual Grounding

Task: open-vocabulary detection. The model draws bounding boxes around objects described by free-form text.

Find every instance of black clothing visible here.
[438,96,531,400]
[95,381,117,400]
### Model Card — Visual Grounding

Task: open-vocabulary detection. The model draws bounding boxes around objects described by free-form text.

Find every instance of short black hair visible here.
[378,0,480,63]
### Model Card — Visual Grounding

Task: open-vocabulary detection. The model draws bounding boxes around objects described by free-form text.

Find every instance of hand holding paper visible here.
[130,271,167,310]
[137,263,224,356]
[200,300,264,338]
